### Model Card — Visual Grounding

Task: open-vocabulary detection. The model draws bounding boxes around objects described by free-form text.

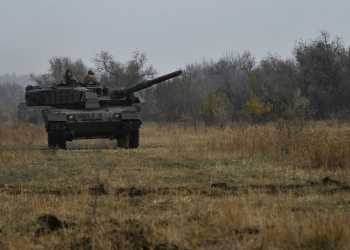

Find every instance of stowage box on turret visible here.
[25,70,182,149]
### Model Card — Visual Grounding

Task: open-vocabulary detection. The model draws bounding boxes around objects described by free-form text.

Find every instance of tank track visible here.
[117,129,139,149]
[48,122,67,150]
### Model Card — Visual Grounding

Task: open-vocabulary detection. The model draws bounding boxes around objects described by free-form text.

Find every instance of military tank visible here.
[25,70,182,149]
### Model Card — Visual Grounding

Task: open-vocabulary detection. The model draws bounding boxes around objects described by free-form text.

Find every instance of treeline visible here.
[0,82,25,122]
[1,31,350,125]
[0,74,31,121]
[0,73,32,88]
[143,31,350,125]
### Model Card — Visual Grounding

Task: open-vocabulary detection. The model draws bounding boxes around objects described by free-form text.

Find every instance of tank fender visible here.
[47,114,67,122]
[121,113,141,120]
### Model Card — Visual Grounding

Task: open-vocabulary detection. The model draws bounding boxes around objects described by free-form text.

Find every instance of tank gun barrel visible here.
[114,70,182,99]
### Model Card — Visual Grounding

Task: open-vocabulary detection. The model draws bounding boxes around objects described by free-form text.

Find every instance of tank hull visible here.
[43,106,141,149]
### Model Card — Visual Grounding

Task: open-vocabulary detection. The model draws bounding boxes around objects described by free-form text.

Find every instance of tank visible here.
[25,70,182,149]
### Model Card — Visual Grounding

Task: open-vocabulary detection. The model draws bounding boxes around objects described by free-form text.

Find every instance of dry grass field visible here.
[1,121,350,249]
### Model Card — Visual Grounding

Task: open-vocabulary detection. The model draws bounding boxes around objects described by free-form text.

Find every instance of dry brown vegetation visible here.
[1,122,350,249]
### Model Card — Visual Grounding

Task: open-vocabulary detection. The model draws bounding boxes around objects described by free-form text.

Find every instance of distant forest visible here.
[1,31,350,126]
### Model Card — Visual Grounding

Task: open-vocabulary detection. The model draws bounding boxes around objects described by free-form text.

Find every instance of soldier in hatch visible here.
[60,69,77,85]
[83,70,100,85]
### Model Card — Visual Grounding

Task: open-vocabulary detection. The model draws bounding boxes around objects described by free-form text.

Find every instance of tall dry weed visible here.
[150,122,350,170]
[1,122,349,170]
[1,122,350,249]
[305,130,350,170]
[0,123,46,145]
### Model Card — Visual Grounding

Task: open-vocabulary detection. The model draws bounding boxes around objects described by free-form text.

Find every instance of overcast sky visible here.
[1,0,349,76]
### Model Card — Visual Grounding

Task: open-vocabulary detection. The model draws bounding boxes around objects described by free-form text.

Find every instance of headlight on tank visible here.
[68,115,74,120]
[113,113,120,119]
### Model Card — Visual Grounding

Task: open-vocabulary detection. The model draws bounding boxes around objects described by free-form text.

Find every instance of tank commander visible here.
[84,70,100,85]
[60,69,77,85]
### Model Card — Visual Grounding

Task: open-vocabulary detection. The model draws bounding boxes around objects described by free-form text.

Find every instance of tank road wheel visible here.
[117,129,139,149]
[48,122,67,150]
[129,129,139,149]
[117,135,128,149]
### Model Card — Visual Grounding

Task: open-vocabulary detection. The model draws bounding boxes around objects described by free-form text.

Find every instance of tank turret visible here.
[25,70,182,150]
[25,70,182,109]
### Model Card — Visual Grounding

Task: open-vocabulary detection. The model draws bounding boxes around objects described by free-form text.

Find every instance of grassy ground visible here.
[1,122,350,249]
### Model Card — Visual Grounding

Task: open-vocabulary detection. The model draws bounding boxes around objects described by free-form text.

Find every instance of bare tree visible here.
[293,31,350,117]
[93,51,123,86]
[93,50,157,87]
[251,54,298,117]
[0,82,25,103]
[29,73,53,87]
[0,82,25,122]
[213,51,255,114]
[30,56,88,86]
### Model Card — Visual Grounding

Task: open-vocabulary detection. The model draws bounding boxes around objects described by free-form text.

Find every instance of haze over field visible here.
[1,0,350,76]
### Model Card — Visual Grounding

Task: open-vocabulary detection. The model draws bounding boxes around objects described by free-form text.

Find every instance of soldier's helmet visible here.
[65,69,72,79]
[88,70,94,75]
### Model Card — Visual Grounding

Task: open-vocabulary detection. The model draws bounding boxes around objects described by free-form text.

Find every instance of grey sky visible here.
[1,0,349,76]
